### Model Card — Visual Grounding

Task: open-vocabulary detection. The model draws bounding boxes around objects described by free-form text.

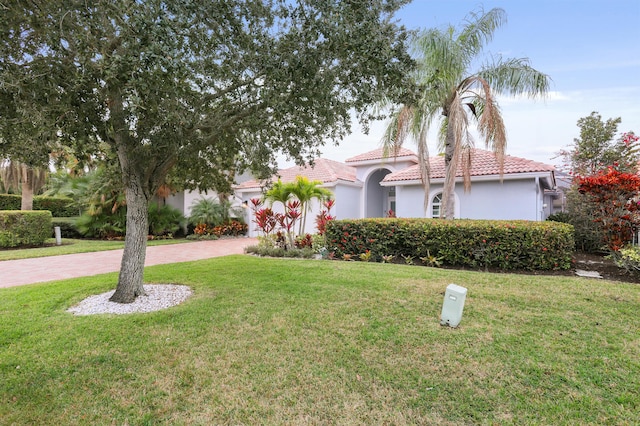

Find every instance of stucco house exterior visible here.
[234,147,559,237]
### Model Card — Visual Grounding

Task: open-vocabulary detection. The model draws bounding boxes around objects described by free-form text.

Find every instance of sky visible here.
[284,0,640,168]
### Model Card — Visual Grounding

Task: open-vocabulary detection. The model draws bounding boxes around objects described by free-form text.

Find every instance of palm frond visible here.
[457,8,506,62]
[473,77,507,177]
[478,56,551,98]
[0,159,21,193]
[0,159,47,195]
[415,28,466,94]
[381,105,415,157]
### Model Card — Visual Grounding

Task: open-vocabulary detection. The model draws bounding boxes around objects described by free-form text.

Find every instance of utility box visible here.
[440,284,467,327]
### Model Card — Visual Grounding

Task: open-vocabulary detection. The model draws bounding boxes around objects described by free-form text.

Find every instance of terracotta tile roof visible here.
[345,147,417,163]
[383,149,555,182]
[235,158,357,190]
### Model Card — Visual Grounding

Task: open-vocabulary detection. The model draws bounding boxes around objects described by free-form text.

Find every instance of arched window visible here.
[431,193,442,218]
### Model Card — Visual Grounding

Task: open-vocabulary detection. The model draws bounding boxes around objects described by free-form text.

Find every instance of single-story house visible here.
[234,147,559,237]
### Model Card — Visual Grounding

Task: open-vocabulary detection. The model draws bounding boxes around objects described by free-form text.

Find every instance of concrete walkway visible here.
[0,238,257,288]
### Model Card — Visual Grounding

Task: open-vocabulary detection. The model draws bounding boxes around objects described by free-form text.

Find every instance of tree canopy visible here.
[0,0,413,302]
[556,112,639,177]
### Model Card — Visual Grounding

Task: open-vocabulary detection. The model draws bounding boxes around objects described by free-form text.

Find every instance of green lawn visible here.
[0,238,192,261]
[1,256,638,425]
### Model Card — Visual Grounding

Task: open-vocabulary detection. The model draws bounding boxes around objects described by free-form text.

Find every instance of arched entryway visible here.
[364,168,393,218]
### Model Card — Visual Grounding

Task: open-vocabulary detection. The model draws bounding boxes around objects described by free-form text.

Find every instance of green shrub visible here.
[325,218,574,270]
[188,197,244,227]
[0,210,53,248]
[245,244,315,258]
[51,217,82,238]
[77,203,186,239]
[76,208,127,239]
[0,194,20,210]
[565,189,605,253]
[33,196,77,217]
[0,194,76,217]
[148,203,187,237]
[546,211,572,223]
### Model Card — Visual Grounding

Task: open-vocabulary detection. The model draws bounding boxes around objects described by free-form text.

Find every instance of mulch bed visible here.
[436,253,640,284]
[442,252,640,285]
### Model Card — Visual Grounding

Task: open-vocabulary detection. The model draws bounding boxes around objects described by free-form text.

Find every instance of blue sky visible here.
[310,0,640,167]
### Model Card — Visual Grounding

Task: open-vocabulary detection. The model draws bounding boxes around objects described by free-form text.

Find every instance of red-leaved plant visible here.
[315,199,335,235]
[577,167,640,251]
[249,197,301,249]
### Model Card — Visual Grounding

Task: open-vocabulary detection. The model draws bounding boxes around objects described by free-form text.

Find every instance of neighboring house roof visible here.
[345,147,417,164]
[382,149,556,183]
[234,158,358,190]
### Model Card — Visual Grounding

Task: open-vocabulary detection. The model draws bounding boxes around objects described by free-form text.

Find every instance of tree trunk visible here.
[442,122,458,219]
[108,86,150,304]
[20,179,34,211]
[109,175,149,303]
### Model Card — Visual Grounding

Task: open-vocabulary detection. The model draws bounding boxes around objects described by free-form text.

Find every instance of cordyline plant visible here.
[249,197,301,249]
[315,199,336,236]
[577,167,640,251]
[279,200,302,249]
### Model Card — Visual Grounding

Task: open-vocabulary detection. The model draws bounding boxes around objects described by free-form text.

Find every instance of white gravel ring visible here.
[67,284,193,316]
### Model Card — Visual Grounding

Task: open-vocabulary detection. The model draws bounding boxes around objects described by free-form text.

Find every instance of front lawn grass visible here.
[0,238,191,261]
[1,256,638,425]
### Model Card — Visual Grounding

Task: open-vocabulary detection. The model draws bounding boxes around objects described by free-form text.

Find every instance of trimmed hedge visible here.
[0,194,77,217]
[0,210,53,248]
[0,194,21,210]
[34,197,77,217]
[325,218,575,270]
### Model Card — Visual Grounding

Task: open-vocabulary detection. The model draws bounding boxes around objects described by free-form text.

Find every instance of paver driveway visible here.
[0,238,257,288]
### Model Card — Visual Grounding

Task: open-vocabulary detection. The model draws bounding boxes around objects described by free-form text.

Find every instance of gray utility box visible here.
[440,284,467,327]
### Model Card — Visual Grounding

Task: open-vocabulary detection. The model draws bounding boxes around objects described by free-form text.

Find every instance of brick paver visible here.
[0,238,257,288]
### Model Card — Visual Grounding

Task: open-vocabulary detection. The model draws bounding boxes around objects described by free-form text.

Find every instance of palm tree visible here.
[289,176,332,235]
[264,179,296,247]
[382,8,550,218]
[264,179,294,210]
[188,196,243,227]
[0,159,47,210]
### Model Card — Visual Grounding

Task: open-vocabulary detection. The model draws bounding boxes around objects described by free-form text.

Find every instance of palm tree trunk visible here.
[298,201,306,236]
[442,123,458,219]
[20,177,34,210]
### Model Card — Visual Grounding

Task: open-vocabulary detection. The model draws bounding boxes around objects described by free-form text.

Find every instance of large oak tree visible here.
[0,0,413,302]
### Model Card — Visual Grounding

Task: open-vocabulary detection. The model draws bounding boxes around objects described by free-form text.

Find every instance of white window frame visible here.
[431,193,442,218]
